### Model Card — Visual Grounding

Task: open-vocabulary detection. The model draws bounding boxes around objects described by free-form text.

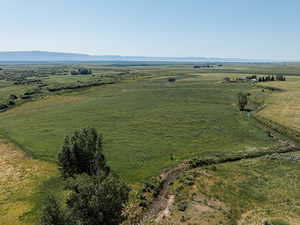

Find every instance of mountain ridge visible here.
[0,51,291,62]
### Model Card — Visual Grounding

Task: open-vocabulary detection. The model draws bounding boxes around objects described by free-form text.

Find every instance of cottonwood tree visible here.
[58,128,110,178]
[42,128,129,225]
[238,92,248,111]
[66,173,130,225]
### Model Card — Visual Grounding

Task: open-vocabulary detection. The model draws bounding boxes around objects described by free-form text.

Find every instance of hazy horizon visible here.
[1,0,300,60]
[0,50,293,61]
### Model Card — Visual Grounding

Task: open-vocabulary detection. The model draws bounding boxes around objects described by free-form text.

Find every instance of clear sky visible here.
[1,0,300,59]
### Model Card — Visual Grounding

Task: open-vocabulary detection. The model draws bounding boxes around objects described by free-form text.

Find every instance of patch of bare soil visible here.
[155,195,174,223]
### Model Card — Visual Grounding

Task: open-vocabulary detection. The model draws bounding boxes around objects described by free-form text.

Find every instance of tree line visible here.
[258,75,286,82]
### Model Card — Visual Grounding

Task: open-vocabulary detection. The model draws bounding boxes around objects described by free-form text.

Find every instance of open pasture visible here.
[257,76,300,137]
[161,152,300,225]
[0,71,274,182]
[1,63,300,225]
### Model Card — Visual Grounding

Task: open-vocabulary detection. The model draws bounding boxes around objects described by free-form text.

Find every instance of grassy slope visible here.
[160,153,300,225]
[257,76,300,134]
[0,137,58,225]
[0,74,273,183]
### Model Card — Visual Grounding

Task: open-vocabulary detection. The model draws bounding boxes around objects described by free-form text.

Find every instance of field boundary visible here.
[0,132,39,161]
[252,113,300,143]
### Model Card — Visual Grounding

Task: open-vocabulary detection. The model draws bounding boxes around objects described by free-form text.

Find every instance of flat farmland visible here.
[0,73,273,183]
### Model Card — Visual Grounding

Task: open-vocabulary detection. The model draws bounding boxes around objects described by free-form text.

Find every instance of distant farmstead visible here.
[223,76,257,83]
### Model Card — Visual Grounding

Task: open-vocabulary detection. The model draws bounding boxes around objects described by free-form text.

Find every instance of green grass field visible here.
[0,73,274,183]
[162,152,300,225]
[1,63,300,225]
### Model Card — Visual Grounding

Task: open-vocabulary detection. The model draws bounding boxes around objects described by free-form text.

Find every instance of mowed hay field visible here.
[159,153,300,225]
[257,76,300,134]
[0,73,274,183]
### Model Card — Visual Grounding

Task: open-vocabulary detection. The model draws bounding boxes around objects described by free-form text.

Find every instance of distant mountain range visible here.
[0,51,290,63]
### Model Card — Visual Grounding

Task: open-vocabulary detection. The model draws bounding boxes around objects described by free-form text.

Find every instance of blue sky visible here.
[1,0,300,59]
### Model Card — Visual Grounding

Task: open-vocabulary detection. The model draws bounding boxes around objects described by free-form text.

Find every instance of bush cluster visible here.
[47,80,114,92]
[0,95,18,111]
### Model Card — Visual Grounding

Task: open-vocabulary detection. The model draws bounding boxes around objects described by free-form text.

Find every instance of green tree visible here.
[238,92,248,111]
[40,195,66,225]
[58,128,109,178]
[70,70,79,75]
[66,173,130,225]
[79,68,92,75]
[42,128,129,225]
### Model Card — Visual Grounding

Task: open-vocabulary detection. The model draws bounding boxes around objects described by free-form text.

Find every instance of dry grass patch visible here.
[257,77,300,132]
[0,138,56,225]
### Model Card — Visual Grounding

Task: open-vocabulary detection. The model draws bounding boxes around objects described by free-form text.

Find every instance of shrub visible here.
[168,77,176,82]
[183,175,194,185]
[0,104,8,110]
[24,88,41,96]
[265,219,290,225]
[9,94,17,100]
[20,95,31,99]
[65,173,129,225]
[40,194,66,225]
[177,201,188,211]
[40,173,130,225]
[6,100,15,106]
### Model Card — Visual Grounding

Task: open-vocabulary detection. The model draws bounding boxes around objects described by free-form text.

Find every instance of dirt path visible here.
[0,138,55,225]
[154,195,174,223]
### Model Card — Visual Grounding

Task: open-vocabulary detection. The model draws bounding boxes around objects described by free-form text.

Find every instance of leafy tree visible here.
[40,195,66,225]
[238,92,248,111]
[42,128,129,225]
[70,70,79,75]
[58,128,109,178]
[66,173,130,225]
[79,68,92,75]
